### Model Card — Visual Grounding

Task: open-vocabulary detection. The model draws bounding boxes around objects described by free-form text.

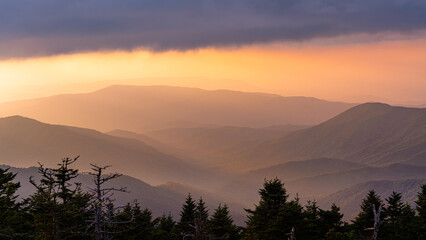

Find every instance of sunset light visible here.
[1,1,425,239]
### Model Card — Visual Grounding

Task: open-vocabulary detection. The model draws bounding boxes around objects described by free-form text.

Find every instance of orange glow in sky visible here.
[1,40,426,104]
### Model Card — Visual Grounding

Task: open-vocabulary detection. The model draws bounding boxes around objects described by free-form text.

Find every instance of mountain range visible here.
[115,125,307,169]
[231,103,426,170]
[0,85,354,132]
[0,115,229,187]
[0,86,425,221]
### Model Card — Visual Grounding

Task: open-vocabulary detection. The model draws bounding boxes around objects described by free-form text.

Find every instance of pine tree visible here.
[194,197,210,240]
[275,196,304,239]
[210,204,240,240]
[114,203,134,239]
[26,157,91,240]
[0,167,26,239]
[318,204,344,238]
[301,200,321,240]
[415,184,426,239]
[396,204,417,240]
[177,194,197,238]
[153,214,178,240]
[352,190,383,240]
[196,198,209,223]
[131,205,155,239]
[245,178,288,240]
[384,192,403,224]
[114,202,155,240]
[380,191,403,239]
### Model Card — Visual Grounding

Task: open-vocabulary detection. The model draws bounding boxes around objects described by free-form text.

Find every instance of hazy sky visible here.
[1,0,426,104]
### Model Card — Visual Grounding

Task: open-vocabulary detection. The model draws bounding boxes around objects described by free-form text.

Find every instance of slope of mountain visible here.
[234,103,426,170]
[106,129,190,160]
[0,116,229,187]
[244,158,365,181]
[0,85,354,132]
[318,179,426,220]
[217,163,426,206]
[2,165,247,225]
[285,163,426,198]
[144,125,308,168]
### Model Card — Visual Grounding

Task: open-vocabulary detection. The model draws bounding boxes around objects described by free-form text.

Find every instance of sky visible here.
[1,0,426,104]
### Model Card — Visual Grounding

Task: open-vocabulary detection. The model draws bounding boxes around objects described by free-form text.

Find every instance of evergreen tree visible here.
[396,204,417,240]
[384,192,403,224]
[114,203,133,239]
[0,167,29,239]
[153,214,178,240]
[26,185,57,240]
[352,190,383,240]
[318,204,344,239]
[114,202,155,240]
[196,198,209,223]
[376,191,419,240]
[245,178,288,240]
[415,184,426,239]
[301,200,321,240]
[194,197,210,240]
[26,157,91,240]
[210,204,240,240]
[381,192,403,239]
[131,205,155,239]
[177,194,197,238]
[275,197,304,239]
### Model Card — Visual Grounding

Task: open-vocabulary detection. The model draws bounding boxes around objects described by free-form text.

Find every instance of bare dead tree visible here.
[285,227,296,240]
[85,164,131,240]
[364,201,384,240]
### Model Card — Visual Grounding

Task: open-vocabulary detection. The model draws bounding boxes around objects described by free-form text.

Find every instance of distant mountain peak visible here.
[0,115,45,125]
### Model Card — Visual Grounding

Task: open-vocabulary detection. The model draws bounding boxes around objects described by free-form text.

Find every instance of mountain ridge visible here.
[0,115,230,188]
[0,85,355,132]
[231,103,426,170]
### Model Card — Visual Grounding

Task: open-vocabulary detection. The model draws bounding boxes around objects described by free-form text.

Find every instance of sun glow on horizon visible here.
[1,40,426,104]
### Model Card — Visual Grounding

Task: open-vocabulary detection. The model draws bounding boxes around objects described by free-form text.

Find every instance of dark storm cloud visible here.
[1,0,426,58]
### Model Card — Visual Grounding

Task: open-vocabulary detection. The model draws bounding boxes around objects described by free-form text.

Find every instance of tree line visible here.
[0,157,425,239]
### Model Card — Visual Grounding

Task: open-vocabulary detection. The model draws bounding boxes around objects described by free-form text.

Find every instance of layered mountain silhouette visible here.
[107,129,190,161]
[1,89,425,222]
[0,116,230,187]
[217,163,426,206]
[142,125,307,169]
[217,158,365,205]
[284,163,426,197]
[244,158,365,181]
[0,85,354,132]
[232,103,426,170]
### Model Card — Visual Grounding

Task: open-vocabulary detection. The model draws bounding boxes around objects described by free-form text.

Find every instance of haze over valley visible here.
[0,85,425,225]
[1,1,426,238]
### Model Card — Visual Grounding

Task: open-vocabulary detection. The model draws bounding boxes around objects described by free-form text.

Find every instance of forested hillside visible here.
[1,161,425,240]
